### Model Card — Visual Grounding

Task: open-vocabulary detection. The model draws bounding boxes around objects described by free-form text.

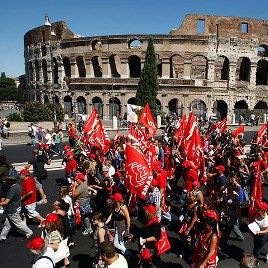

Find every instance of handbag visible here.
[80,198,92,215]
[156,227,171,256]
[140,245,152,261]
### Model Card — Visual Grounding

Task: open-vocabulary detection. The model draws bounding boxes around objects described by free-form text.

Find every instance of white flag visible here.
[127,104,142,123]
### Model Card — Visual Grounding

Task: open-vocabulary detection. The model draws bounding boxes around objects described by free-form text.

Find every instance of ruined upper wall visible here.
[24,21,75,47]
[170,14,268,40]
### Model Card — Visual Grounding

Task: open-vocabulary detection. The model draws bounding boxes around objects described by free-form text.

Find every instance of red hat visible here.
[20,169,30,175]
[44,213,60,224]
[215,165,225,172]
[151,179,158,187]
[203,210,219,221]
[65,151,75,158]
[256,201,268,211]
[192,181,200,188]
[143,205,157,215]
[75,173,86,181]
[111,193,123,202]
[64,145,71,151]
[26,237,45,250]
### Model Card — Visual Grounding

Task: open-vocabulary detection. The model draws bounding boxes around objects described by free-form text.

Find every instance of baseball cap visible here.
[43,213,60,224]
[215,165,225,172]
[26,237,45,250]
[75,173,86,181]
[143,204,157,215]
[203,210,219,221]
[20,169,30,175]
[110,193,123,202]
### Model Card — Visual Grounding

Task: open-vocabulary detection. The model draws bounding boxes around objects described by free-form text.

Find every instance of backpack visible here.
[8,167,20,181]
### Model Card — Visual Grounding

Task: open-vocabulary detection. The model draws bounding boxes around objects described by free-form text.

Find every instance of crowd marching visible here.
[1,102,268,268]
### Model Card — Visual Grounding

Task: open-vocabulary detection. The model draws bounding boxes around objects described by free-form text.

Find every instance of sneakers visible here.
[82,229,93,235]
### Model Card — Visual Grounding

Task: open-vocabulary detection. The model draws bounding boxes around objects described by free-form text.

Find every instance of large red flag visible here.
[83,106,98,134]
[215,118,227,134]
[174,114,187,146]
[258,124,267,139]
[139,103,157,137]
[184,112,197,141]
[128,123,149,153]
[125,144,153,199]
[233,125,245,138]
[187,127,202,169]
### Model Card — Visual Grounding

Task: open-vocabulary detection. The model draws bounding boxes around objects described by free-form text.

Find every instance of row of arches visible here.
[28,55,268,86]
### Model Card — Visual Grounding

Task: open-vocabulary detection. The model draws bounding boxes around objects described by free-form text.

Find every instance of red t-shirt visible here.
[65,159,78,173]
[21,177,37,205]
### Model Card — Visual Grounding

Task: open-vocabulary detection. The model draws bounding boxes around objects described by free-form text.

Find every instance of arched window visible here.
[92,96,103,118]
[92,56,102,77]
[128,39,142,49]
[168,99,178,115]
[76,56,86,78]
[257,45,268,57]
[234,100,248,123]
[256,60,268,85]
[29,62,34,81]
[191,56,208,79]
[64,95,73,117]
[237,57,251,81]
[63,57,71,78]
[41,45,46,57]
[214,56,229,80]
[109,55,121,77]
[127,97,136,105]
[53,57,59,84]
[91,40,103,51]
[109,97,121,119]
[190,100,207,118]
[170,55,184,78]
[35,60,40,81]
[76,96,87,114]
[42,59,48,83]
[213,100,228,119]
[128,55,141,78]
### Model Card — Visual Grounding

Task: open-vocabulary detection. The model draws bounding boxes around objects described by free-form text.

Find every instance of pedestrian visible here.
[0,176,33,242]
[28,123,37,146]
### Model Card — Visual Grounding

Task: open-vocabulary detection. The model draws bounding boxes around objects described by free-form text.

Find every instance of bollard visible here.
[157,115,161,128]
[263,113,267,123]
[112,116,118,130]
[232,113,236,125]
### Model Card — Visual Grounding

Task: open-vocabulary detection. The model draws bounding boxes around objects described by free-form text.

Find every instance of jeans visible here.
[0,208,33,240]
[253,234,268,260]
[83,217,92,232]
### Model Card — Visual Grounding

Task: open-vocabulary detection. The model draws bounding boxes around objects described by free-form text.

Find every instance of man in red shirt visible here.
[65,152,78,184]
[20,169,44,223]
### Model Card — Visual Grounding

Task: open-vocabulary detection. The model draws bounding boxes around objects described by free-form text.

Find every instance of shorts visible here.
[34,177,43,190]
[24,203,40,218]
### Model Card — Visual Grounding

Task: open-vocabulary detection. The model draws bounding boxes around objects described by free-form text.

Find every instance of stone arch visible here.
[237,57,251,81]
[92,56,102,77]
[128,39,142,49]
[53,57,59,84]
[170,55,184,78]
[155,54,162,77]
[127,97,136,105]
[128,55,141,78]
[42,59,48,83]
[190,99,207,118]
[76,56,86,78]
[34,60,40,81]
[214,56,229,80]
[64,95,73,117]
[63,57,71,78]
[76,96,87,114]
[109,54,121,77]
[256,59,268,85]
[55,95,59,104]
[41,45,46,57]
[191,55,208,79]
[213,100,228,119]
[44,94,49,104]
[254,101,267,121]
[92,96,103,118]
[29,61,34,81]
[109,97,121,119]
[234,100,248,123]
[257,45,268,57]
[168,98,178,115]
[156,99,162,111]
[91,40,102,51]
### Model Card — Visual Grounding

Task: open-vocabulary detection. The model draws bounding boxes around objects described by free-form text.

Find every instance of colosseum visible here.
[24,14,268,123]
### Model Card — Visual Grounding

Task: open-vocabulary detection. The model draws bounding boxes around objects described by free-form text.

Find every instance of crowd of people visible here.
[1,109,268,268]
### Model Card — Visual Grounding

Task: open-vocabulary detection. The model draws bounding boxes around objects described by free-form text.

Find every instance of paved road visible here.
[0,131,268,267]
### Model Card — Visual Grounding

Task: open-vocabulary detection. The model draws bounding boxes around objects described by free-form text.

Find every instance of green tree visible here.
[136,38,159,116]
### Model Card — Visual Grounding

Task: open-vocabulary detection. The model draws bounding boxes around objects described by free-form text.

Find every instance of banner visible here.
[125,144,153,199]
[83,106,98,134]
[139,103,157,137]
[233,125,245,138]
[128,123,149,153]
[127,104,142,123]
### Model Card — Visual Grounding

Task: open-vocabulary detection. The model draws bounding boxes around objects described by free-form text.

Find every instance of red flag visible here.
[91,120,111,154]
[233,125,245,138]
[125,144,153,199]
[184,112,197,141]
[128,123,149,153]
[215,118,227,134]
[83,107,98,134]
[258,124,267,139]
[187,127,202,169]
[139,103,157,137]
[174,114,187,146]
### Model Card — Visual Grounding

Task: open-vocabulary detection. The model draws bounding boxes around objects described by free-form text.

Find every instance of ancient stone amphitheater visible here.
[24,14,268,122]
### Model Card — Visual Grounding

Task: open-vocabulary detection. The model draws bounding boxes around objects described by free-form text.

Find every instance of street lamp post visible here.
[44,14,57,129]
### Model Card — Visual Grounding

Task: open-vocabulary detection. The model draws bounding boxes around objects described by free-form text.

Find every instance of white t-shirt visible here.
[32,247,56,268]
[45,133,52,145]
[108,254,128,268]
[63,195,74,216]
[256,213,268,229]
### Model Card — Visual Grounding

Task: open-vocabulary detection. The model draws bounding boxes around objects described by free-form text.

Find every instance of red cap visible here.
[44,213,60,224]
[26,237,45,250]
[20,169,30,175]
[215,165,225,172]
[143,205,157,215]
[75,173,86,181]
[203,210,219,221]
[192,181,200,188]
[151,179,158,187]
[64,145,71,151]
[256,201,268,211]
[111,193,123,202]
[65,151,75,158]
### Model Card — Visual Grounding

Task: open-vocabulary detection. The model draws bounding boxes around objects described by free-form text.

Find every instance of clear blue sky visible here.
[1,0,268,78]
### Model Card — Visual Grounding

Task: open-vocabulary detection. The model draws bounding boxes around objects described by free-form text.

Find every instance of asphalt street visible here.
[0,129,267,268]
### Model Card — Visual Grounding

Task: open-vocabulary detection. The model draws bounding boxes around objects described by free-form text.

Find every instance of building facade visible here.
[24,14,268,122]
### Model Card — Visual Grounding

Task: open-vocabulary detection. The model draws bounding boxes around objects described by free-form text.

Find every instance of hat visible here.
[65,151,74,158]
[20,169,30,175]
[64,145,71,151]
[26,237,45,250]
[110,193,123,202]
[192,181,200,188]
[143,204,157,215]
[151,179,158,187]
[203,210,219,221]
[102,166,110,172]
[75,173,86,181]
[256,201,268,211]
[215,165,225,172]
[44,213,60,224]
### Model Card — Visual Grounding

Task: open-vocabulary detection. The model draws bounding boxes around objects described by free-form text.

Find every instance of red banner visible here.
[233,125,245,138]
[139,103,157,137]
[258,124,267,139]
[83,107,98,134]
[128,123,149,153]
[125,144,153,199]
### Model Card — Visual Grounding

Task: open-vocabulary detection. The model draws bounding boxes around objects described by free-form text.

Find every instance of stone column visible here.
[70,58,78,78]
[161,58,170,78]
[39,60,44,84]
[85,57,93,78]
[229,62,237,89]
[207,60,215,83]
[58,59,64,85]
[183,60,192,79]
[250,63,257,87]
[120,59,129,78]
[102,58,111,78]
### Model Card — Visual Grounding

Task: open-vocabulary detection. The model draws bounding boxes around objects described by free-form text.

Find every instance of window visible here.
[197,19,205,34]
[241,23,249,33]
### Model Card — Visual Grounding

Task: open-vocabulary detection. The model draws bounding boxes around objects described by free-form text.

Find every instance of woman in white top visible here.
[253,201,268,264]
[59,186,74,217]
